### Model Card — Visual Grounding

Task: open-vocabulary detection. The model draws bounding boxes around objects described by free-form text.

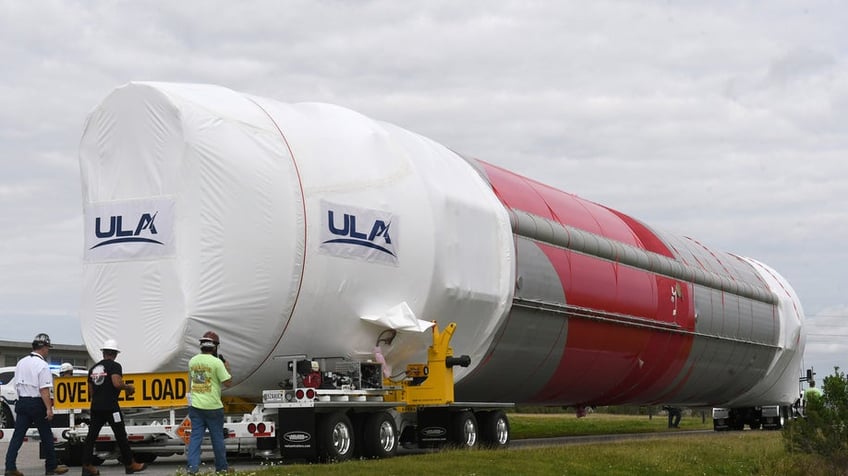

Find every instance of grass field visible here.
[509,411,712,439]
[238,413,833,476]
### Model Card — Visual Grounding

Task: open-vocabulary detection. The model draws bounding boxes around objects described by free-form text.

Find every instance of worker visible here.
[80,339,146,476]
[187,331,233,474]
[663,405,682,428]
[802,380,824,414]
[302,361,322,388]
[3,333,69,476]
[59,362,74,377]
[52,363,76,429]
[804,381,824,400]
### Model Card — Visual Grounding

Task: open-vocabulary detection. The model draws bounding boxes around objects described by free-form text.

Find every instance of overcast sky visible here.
[1,1,845,382]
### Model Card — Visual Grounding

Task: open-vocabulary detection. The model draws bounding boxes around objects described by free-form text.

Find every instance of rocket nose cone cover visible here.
[79,82,305,374]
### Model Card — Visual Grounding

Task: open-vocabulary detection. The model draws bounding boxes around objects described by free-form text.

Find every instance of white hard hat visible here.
[101,339,121,353]
[60,362,74,373]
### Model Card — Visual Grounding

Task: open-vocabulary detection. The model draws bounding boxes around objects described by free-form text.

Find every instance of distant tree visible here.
[782,367,848,467]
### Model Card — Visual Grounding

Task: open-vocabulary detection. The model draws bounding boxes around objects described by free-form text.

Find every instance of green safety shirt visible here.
[188,353,231,410]
[804,387,823,401]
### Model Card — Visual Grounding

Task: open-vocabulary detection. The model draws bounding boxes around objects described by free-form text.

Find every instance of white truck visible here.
[0,322,511,465]
[712,369,811,431]
[711,405,791,431]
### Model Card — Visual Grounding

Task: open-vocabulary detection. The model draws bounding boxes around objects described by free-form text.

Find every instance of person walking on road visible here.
[186,331,232,474]
[3,333,69,476]
[80,339,146,476]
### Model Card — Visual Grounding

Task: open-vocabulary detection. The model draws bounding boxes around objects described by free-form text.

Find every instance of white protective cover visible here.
[79,82,515,397]
[726,257,807,406]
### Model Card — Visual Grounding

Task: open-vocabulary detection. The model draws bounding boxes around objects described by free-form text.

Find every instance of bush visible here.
[782,367,848,468]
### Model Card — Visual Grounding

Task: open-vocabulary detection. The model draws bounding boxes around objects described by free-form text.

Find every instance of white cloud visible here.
[805,305,848,376]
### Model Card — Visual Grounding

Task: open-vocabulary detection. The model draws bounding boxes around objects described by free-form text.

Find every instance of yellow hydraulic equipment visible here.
[384,321,471,408]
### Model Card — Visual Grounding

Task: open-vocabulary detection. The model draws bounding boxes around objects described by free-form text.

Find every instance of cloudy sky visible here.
[1,1,845,381]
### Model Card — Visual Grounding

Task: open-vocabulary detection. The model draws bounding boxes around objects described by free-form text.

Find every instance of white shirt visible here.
[14,352,53,398]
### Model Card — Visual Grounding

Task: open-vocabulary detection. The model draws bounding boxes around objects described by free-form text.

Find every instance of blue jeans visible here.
[4,397,59,472]
[186,406,228,472]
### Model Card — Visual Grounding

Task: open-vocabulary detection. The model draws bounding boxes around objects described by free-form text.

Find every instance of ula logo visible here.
[323,210,394,257]
[91,213,162,249]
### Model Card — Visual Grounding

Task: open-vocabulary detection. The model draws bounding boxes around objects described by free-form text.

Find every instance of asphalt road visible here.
[0,442,271,476]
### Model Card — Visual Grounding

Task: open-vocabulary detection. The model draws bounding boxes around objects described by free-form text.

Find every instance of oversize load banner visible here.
[319,200,398,266]
[84,197,175,262]
[53,372,188,409]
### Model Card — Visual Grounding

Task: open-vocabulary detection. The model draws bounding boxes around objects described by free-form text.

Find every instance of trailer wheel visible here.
[60,443,82,466]
[478,410,510,448]
[57,443,100,467]
[0,403,13,429]
[450,411,478,449]
[318,412,354,462]
[133,453,157,464]
[362,412,397,459]
[766,408,787,430]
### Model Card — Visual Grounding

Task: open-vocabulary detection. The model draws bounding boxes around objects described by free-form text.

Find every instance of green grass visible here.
[509,412,712,439]
[238,413,832,476]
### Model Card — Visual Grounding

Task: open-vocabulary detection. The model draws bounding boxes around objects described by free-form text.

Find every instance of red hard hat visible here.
[200,331,220,346]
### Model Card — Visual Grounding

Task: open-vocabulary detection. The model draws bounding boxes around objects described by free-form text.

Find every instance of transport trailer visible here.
[0,372,277,465]
[263,322,512,462]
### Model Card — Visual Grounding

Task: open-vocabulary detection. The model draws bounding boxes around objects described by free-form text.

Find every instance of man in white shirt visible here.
[3,333,69,476]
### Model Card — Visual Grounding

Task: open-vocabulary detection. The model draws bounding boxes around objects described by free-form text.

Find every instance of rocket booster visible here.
[79,82,805,408]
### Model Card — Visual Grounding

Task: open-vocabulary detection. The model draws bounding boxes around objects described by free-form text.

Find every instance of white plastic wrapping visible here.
[726,257,807,406]
[79,82,515,397]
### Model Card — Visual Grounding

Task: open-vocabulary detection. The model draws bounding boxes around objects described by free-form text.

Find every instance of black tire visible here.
[133,453,157,464]
[317,412,355,462]
[478,410,510,448]
[0,403,13,429]
[58,443,101,466]
[361,412,397,459]
[770,412,786,430]
[59,443,82,466]
[450,411,478,449]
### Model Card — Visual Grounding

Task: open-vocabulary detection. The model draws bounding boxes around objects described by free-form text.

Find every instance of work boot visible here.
[80,465,99,476]
[124,462,146,475]
[45,466,69,475]
[5,470,24,476]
